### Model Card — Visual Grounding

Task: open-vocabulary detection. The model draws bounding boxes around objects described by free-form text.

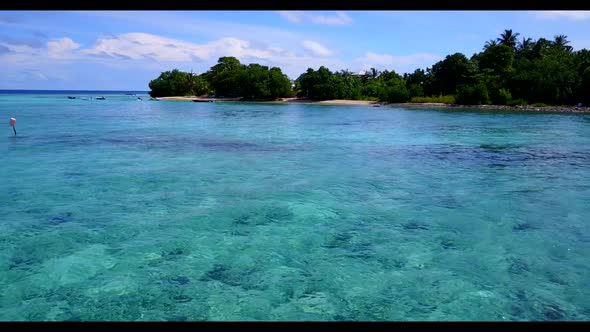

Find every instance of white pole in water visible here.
[9,117,16,136]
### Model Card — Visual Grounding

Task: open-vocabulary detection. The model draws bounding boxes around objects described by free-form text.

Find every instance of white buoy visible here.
[9,117,16,136]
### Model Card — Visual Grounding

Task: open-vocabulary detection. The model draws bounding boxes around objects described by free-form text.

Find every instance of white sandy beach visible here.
[158,96,378,106]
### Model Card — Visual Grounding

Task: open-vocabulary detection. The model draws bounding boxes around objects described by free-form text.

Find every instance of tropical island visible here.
[148,29,590,113]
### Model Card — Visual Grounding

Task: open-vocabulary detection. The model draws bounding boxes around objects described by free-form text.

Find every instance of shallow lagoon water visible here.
[1,92,590,321]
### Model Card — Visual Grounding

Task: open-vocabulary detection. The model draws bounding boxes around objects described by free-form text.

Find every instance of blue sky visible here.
[1,10,590,90]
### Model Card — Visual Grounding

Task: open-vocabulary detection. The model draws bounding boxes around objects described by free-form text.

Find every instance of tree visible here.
[296,68,315,98]
[192,74,210,96]
[456,82,490,105]
[404,68,427,87]
[532,38,552,58]
[148,69,192,97]
[497,29,520,49]
[408,84,424,98]
[428,53,476,95]
[369,67,380,79]
[336,70,362,100]
[361,79,384,99]
[574,49,590,104]
[208,56,245,96]
[148,28,590,106]
[210,56,242,74]
[240,63,271,99]
[296,66,342,100]
[479,44,514,75]
[580,67,590,105]
[517,37,533,52]
[374,70,409,103]
[268,67,294,99]
[553,35,573,53]
[405,69,427,98]
[484,39,498,50]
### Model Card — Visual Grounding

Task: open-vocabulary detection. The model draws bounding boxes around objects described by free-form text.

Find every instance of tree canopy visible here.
[149,57,293,99]
[149,30,590,106]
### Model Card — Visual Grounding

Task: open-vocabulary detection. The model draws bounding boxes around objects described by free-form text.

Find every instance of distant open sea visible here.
[1,90,589,321]
[0,89,149,94]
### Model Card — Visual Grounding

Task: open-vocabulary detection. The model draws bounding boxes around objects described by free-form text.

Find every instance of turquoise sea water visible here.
[1,91,590,321]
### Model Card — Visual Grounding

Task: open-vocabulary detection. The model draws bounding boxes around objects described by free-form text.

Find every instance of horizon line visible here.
[0,89,150,92]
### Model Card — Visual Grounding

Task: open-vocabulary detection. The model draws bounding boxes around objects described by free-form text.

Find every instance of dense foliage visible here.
[149,30,590,106]
[148,57,293,99]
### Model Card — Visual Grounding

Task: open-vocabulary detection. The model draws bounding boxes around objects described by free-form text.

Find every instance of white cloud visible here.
[0,37,74,69]
[277,11,353,26]
[0,31,349,82]
[0,11,353,84]
[0,29,444,88]
[310,12,353,25]
[80,33,299,62]
[70,32,343,79]
[47,37,80,59]
[82,33,210,61]
[2,28,441,89]
[354,52,442,74]
[278,11,305,23]
[301,40,333,57]
[530,11,590,21]
[0,42,39,55]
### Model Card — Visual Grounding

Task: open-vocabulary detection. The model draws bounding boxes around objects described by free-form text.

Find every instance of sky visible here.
[1,10,590,90]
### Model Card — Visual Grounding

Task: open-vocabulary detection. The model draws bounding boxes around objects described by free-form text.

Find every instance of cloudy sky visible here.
[1,10,589,90]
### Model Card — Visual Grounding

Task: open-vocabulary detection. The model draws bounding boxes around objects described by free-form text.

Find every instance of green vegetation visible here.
[149,30,590,106]
[149,57,293,99]
[148,69,201,98]
[507,98,528,106]
[410,95,456,104]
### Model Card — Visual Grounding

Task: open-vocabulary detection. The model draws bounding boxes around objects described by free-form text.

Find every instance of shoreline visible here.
[158,96,380,106]
[155,97,590,113]
[388,103,590,113]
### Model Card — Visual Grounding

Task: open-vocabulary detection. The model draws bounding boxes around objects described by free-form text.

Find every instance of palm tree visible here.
[497,29,520,48]
[532,38,551,58]
[187,69,195,95]
[339,69,355,88]
[484,39,498,50]
[553,35,573,53]
[370,67,380,80]
[517,37,533,51]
